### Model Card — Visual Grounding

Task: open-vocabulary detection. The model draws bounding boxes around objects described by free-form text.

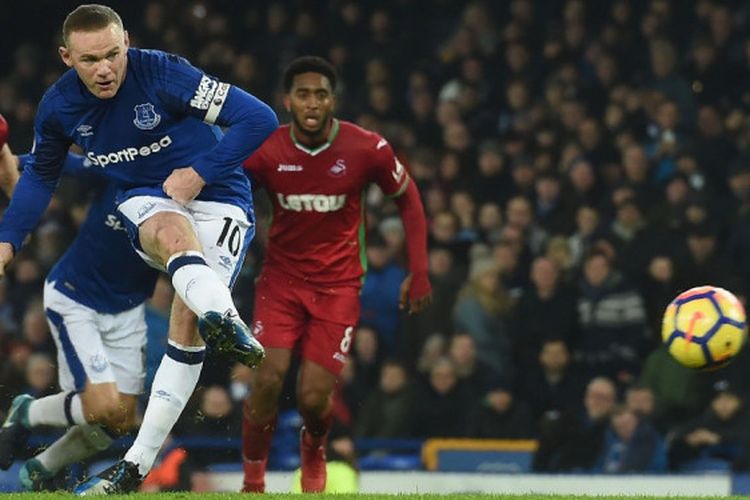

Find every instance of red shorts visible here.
[251,268,360,375]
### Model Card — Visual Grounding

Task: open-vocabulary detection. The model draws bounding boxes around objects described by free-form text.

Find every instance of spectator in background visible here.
[577,251,647,385]
[518,338,585,423]
[505,195,548,256]
[176,386,241,466]
[647,38,696,126]
[448,332,501,402]
[453,257,515,381]
[401,246,462,364]
[676,223,738,292]
[693,106,737,195]
[568,205,601,271]
[533,377,618,472]
[415,334,447,378]
[534,174,574,235]
[514,257,578,371]
[593,405,667,473]
[350,325,382,397]
[23,352,57,398]
[639,256,680,349]
[468,140,513,207]
[668,380,748,472]
[355,360,413,439]
[360,231,407,355]
[410,357,470,438]
[467,379,535,439]
[645,99,682,183]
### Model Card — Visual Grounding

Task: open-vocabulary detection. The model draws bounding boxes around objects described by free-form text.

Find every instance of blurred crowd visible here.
[3,0,750,475]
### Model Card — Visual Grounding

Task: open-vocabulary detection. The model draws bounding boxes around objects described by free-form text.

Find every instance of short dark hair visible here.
[283,56,337,93]
[63,4,124,46]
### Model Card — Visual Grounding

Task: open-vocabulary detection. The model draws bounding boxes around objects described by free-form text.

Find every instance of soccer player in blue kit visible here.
[0,4,277,494]
[0,140,159,491]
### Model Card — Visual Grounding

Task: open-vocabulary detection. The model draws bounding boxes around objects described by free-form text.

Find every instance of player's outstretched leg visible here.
[20,424,114,491]
[73,459,142,495]
[166,250,264,366]
[0,394,33,469]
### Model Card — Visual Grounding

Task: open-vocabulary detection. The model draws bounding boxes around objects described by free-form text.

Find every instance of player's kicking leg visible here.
[118,197,264,367]
[76,199,260,495]
[0,283,144,490]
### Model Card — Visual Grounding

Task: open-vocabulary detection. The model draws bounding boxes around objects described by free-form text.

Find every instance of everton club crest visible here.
[133,102,161,130]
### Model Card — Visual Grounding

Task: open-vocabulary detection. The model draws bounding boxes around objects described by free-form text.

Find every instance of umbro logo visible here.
[278,164,303,172]
[77,124,94,137]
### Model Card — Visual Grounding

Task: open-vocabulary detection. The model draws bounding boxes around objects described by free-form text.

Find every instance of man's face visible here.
[285,72,335,138]
[60,24,129,99]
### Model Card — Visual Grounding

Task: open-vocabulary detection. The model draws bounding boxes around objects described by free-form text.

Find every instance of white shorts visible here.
[117,196,253,286]
[43,281,147,395]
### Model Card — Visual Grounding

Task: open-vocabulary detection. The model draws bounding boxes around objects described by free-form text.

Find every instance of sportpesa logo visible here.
[277,193,346,213]
[86,136,173,167]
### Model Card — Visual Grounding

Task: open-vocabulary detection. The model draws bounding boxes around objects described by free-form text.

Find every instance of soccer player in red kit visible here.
[241,56,432,492]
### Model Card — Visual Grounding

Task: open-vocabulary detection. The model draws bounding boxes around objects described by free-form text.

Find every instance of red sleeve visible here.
[368,137,409,197]
[394,179,431,299]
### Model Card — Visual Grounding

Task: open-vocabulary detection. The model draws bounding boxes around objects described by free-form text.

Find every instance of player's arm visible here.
[0,98,72,275]
[157,54,278,202]
[372,139,432,314]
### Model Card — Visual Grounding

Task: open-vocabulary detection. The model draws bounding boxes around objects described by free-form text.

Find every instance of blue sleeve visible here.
[19,152,104,187]
[0,92,70,252]
[155,53,279,184]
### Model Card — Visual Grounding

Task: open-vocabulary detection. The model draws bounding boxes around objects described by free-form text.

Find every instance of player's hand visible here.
[0,114,8,149]
[0,242,14,280]
[163,166,206,205]
[399,271,432,314]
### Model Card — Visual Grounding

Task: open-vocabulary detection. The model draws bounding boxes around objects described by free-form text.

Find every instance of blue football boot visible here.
[198,311,265,367]
[74,459,142,495]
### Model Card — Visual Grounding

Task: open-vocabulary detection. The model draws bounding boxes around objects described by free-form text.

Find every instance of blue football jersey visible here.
[19,153,158,313]
[0,48,278,250]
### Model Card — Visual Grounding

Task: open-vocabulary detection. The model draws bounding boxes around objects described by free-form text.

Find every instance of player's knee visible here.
[297,388,330,416]
[140,214,195,260]
[254,368,285,395]
[153,225,192,256]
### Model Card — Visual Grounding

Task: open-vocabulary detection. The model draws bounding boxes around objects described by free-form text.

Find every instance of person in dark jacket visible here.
[533,376,617,472]
[467,381,535,439]
[593,405,667,473]
[410,357,471,438]
[668,380,749,471]
[354,360,413,438]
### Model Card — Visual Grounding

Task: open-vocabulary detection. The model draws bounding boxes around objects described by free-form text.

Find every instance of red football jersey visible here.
[243,119,409,286]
